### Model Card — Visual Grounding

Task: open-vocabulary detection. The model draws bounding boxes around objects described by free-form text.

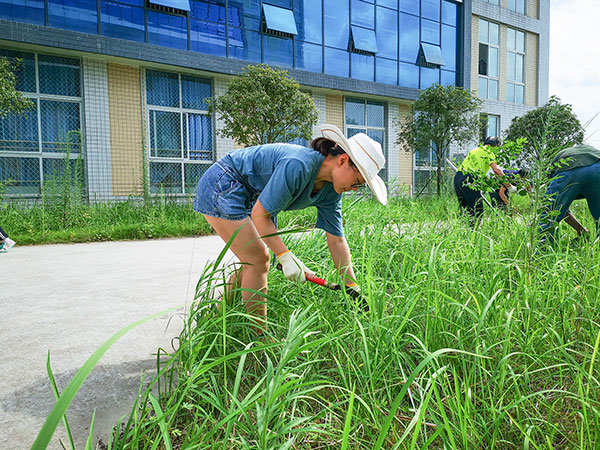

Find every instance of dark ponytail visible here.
[311,137,356,166]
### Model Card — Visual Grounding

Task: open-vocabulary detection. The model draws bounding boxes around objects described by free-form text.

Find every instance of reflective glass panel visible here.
[506,83,514,102]
[420,66,439,89]
[264,35,293,68]
[421,43,444,65]
[421,18,439,44]
[507,27,515,51]
[101,1,145,42]
[376,0,396,10]
[351,52,374,81]
[440,69,455,85]
[399,0,417,14]
[376,57,397,84]
[421,0,440,22]
[488,79,498,99]
[488,46,498,77]
[515,84,524,104]
[150,161,182,193]
[294,0,322,43]
[507,52,515,80]
[376,6,398,59]
[441,24,455,70]
[0,0,45,25]
[487,115,498,137]
[0,157,40,195]
[228,0,260,29]
[186,114,212,158]
[478,76,488,98]
[399,12,419,62]
[48,0,98,34]
[146,70,180,107]
[324,0,350,49]
[181,75,211,110]
[0,50,36,92]
[479,19,488,43]
[149,0,191,10]
[367,129,383,145]
[184,163,208,193]
[148,11,188,50]
[39,55,81,97]
[351,26,378,53]
[489,22,498,45]
[0,104,39,153]
[42,158,84,186]
[367,101,384,127]
[324,47,349,77]
[295,41,323,72]
[263,4,298,35]
[515,54,523,82]
[351,0,374,28]
[345,98,365,126]
[516,30,524,53]
[190,0,226,23]
[398,61,419,88]
[228,27,261,61]
[150,110,182,158]
[441,0,456,26]
[40,100,81,153]
[190,19,227,56]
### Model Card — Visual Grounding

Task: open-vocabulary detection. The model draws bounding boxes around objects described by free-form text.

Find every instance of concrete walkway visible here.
[0,237,234,449]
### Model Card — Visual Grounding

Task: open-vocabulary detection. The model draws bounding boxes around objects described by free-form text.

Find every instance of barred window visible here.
[0,49,82,197]
[344,98,387,181]
[478,19,499,100]
[145,69,213,194]
[506,28,525,104]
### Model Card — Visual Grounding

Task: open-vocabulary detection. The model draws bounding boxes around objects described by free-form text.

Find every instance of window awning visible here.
[421,43,445,66]
[149,0,191,11]
[351,26,378,54]
[263,4,298,35]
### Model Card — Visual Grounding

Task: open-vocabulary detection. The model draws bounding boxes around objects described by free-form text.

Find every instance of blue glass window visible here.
[351,26,378,54]
[376,7,397,59]
[0,0,45,25]
[0,50,36,93]
[367,101,384,127]
[190,19,227,56]
[441,0,457,26]
[398,61,418,88]
[399,0,417,14]
[421,42,444,65]
[186,114,212,159]
[440,69,455,86]
[40,100,81,153]
[295,41,323,72]
[421,0,440,22]
[149,0,190,11]
[351,53,374,81]
[228,27,261,61]
[262,4,298,35]
[228,0,260,29]
[181,75,211,110]
[345,98,365,125]
[148,11,188,50]
[294,0,322,43]
[0,157,40,194]
[399,12,419,62]
[0,104,39,153]
[43,158,84,184]
[48,0,98,34]
[190,0,226,23]
[421,18,440,44]
[324,0,349,49]
[264,35,293,67]
[150,110,182,158]
[376,57,397,85]
[146,70,180,107]
[420,66,439,89]
[150,162,182,193]
[264,0,291,7]
[324,47,349,77]
[39,55,81,97]
[376,0,396,10]
[441,24,456,70]
[184,164,208,193]
[351,0,374,28]
[101,1,145,42]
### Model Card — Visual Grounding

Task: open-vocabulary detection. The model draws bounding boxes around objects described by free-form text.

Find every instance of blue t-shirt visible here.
[221,143,344,236]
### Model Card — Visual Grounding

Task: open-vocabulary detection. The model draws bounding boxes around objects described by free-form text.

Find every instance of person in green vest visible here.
[539,144,600,244]
[453,136,516,225]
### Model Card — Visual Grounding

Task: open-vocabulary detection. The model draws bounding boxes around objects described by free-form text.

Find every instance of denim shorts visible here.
[193,161,258,221]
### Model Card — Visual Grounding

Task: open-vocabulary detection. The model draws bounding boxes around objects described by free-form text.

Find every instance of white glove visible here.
[507,185,517,194]
[277,251,314,283]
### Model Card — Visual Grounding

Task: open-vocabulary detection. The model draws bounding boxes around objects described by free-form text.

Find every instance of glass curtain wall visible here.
[0,49,83,196]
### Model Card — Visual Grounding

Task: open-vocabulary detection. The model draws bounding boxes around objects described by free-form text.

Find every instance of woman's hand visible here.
[277,251,315,283]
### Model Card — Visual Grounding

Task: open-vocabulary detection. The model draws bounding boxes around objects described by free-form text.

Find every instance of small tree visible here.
[0,57,34,118]
[208,64,319,147]
[504,96,584,163]
[396,84,482,196]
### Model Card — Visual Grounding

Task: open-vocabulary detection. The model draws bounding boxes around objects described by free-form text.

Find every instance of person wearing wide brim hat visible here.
[193,124,387,333]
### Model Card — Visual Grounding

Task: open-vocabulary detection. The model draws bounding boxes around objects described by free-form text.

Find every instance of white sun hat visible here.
[316,124,387,205]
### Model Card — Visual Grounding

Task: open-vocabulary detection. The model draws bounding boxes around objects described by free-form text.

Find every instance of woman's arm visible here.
[326,232,357,286]
[251,200,287,255]
[564,211,589,236]
[498,186,509,205]
[490,162,514,191]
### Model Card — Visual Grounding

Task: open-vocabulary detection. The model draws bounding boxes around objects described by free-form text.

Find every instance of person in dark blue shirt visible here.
[194,124,387,333]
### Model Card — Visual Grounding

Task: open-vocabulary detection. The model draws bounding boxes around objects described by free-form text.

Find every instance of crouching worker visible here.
[489,168,529,209]
[539,144,600,244]
[193,124,387,333]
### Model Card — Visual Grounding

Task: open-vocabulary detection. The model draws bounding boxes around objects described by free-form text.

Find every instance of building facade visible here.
[0,0,548,199]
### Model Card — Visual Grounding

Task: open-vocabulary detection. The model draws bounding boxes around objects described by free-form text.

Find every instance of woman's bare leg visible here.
[203,215,270,332]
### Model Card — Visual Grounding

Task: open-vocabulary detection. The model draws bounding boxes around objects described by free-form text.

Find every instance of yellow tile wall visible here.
[107,63,144,196]
[525,32,538,106]
[526,0,538,19]
[396,103,413,188]
[499,24,507,102]
[325,94,344,130]
[471,16,480,95]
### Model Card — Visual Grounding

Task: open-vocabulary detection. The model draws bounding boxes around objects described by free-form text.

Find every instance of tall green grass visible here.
[38,194,600,449]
